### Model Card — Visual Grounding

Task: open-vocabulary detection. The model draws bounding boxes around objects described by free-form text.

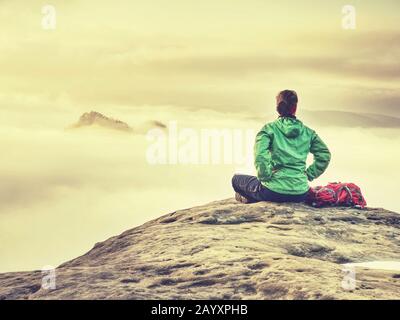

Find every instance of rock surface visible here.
[1,199,400,300]
[70,111,133,132]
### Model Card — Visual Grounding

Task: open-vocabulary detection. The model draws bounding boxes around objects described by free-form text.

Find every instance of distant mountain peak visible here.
[70,111,133,132]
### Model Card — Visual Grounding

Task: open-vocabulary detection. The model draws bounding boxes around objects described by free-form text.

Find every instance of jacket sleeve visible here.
[254,125,274,182]
[305,131,331,182]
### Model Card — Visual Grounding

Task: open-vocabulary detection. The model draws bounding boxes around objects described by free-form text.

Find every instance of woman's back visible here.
[254,116,331,195]
[232,89,331,204]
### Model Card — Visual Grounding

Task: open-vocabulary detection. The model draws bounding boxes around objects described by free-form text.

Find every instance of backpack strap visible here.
[336,185,353,206]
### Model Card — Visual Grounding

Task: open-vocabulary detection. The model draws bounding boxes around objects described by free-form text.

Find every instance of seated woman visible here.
[232,90,331,203]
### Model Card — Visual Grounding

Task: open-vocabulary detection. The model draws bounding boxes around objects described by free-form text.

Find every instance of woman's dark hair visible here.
[277,90,298,118]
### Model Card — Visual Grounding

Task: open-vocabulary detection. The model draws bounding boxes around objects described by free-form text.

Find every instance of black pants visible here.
[232,174,308,203]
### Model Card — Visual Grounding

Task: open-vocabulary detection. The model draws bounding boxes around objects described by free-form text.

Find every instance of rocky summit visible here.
[70,111,133,132]
[1,199,400,300]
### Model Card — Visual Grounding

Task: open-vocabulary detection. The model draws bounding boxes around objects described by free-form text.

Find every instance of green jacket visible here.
[254,116,331,195]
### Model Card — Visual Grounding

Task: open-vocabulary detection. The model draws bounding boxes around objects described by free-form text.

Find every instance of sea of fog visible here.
[0,106,399,272]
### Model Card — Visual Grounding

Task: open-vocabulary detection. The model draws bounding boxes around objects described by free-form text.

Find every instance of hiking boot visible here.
[235,192,250,204]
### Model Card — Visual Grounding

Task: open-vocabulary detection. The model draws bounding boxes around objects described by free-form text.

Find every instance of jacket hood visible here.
[275,117,303,138]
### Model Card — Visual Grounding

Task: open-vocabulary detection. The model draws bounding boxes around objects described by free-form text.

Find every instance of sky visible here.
[0,0,399,117]
[0,0,399,272]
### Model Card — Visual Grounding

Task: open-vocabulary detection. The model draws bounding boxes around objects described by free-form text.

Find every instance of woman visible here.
[232,90,331,203]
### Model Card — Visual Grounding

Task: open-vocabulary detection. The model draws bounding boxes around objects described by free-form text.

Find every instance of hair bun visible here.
[277,90,298,117]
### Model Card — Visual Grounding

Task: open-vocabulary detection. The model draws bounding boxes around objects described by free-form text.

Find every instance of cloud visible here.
[0,0,399,115]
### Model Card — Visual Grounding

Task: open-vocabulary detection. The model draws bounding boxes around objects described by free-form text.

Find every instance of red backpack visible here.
[305,182,367,209]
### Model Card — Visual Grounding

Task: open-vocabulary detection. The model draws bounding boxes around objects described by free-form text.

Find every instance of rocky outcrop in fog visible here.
[69,111,133,132]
